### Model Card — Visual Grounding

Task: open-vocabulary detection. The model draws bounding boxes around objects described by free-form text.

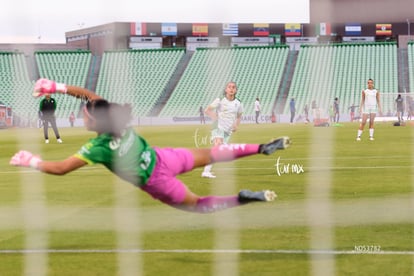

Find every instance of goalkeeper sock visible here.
[210,144,260,162]
[176,195,241,213]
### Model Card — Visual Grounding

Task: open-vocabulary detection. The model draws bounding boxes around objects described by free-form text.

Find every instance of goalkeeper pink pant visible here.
[142,144,260,210]
[141,147,194,205]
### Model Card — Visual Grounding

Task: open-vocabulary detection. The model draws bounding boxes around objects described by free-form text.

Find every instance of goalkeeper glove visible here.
[10,150,42,169]
[33,78,67,98]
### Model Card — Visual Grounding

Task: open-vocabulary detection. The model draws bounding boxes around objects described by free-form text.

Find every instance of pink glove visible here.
[33,78,67,98]
[10,150,42,169]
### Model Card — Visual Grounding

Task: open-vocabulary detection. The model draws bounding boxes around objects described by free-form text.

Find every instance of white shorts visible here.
[211,128,232,144]
[362,106,378,114]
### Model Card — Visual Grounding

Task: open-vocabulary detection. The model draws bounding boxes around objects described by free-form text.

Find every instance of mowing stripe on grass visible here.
[15,115,48,276]
[3,164,413,176]
[307,127,335,276]
[412,125,414,271]
[1,195,413,230]
[1,249,414,255]
[113,176,142,276]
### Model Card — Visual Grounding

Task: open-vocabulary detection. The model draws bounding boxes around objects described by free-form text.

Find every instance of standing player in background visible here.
[199,106,206,124]
[201,81,243,178]
[254,97,261,124]
[356,79,382,141]
[69,111,76,127]
[39,94,62,144]
[289,98,296,124]
[395,94,404,123]
[303,103,310,123]
[10,78,291,214]
[333,97,340,123]
[348,104,358,122]
[311,100,319,121]
[407,96,414,120]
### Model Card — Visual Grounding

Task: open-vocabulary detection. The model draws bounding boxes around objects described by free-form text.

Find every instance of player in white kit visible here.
[356,79,382,141]
[202,81,244,178]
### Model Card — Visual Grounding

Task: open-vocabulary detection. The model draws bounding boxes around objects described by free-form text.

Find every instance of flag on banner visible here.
[376,24,392,36]
[162,23,177,36]
[316,22,331,36]
[345,23,361,36]
[223,23,238,36]
[192,23,208,36]
[253,23,269,36]
[130,22,147,36]
[285,23,301,36]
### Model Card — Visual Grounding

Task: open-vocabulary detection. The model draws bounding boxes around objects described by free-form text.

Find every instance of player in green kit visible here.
[10,78,290,214]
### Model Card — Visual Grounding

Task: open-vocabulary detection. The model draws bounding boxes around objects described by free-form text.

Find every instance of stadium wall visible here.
[310,0,414,24]
[64,21,414,56]
[0,43,84,56]
[55,114,337,127]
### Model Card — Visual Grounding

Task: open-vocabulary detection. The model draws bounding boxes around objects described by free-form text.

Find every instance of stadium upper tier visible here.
[284,43,398,118]
[35,50,92,118]
[95,48,186,117]
[159,46,289,117]
[0,42,410,124]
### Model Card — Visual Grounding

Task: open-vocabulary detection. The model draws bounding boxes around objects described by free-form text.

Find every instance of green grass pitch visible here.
[0,121,413,275]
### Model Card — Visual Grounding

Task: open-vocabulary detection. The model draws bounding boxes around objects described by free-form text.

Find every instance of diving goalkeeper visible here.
[10,79,291,214]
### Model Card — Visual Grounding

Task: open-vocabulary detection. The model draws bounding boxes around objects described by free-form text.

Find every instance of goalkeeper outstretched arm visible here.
[66,85,103,101]
[33,78,103,101]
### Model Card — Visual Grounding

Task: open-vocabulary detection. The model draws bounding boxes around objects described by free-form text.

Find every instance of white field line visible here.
[0,248,412,255]
[1,195,413,231]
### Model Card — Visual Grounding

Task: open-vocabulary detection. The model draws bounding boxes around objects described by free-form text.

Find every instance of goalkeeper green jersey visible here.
[74,128,156,187]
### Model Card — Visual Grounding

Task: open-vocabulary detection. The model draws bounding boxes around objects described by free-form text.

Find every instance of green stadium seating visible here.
[0,42,404,125]
[35,50,92,118]
[0,52,36,124]
[285,43,398,118]
[408,42,414,95]
[159,46,289,117]
[95,48,186,117]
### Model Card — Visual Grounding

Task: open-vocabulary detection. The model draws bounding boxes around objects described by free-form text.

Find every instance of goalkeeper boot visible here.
[259,136,290,155]
[238,190,277,203]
